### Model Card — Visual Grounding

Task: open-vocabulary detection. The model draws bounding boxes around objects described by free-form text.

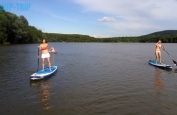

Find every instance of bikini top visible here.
[41,45,48,50]
[156,43,161,48]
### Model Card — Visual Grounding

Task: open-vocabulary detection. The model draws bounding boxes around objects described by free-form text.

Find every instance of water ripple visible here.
[1,43,177,115]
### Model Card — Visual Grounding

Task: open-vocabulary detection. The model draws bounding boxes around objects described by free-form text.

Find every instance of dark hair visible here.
[158,40,161,42]
[41,38,47,43]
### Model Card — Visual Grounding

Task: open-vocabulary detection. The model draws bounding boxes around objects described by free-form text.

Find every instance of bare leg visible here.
[159,52,162,64]
[155,52,159,63]
[47,57,51,71]
[42,58,45,71]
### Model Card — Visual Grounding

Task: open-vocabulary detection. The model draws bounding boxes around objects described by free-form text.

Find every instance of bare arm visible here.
[38,44,43,50]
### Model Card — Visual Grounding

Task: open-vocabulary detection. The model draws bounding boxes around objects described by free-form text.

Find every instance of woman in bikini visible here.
[155,40,165,64]
[38,38,51,71]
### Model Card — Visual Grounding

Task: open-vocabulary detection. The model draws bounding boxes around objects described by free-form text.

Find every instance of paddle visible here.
[164,49,177,65]
[37,47,39,72]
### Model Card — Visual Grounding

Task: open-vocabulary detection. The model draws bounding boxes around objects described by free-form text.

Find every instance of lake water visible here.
[0,43,177,115]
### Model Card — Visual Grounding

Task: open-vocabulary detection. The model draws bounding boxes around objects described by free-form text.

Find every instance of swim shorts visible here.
[41,53,50,58]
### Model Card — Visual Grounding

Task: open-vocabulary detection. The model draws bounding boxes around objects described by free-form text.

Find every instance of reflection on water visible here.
[174,68,177,73]
[30,80,51,111]
[154,68,163,97]
[1,43,177,115]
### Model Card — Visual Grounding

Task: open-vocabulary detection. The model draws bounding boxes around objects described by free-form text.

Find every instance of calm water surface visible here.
[0,43,177,115]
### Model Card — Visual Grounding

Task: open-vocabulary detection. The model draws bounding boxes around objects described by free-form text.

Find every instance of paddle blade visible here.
[173,60,177,64]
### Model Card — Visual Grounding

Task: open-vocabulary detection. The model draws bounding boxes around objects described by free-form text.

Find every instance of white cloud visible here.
[117,15,124,18]
[73,0,177,36]
[98,17,116,22]
[90,35,111,38]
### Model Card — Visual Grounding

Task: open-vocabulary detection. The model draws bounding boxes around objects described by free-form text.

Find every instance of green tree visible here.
[0,6,8,44]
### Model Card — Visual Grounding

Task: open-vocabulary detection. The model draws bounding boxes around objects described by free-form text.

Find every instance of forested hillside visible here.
[1,5,177,44]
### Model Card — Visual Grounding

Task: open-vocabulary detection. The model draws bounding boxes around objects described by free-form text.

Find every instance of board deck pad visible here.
[30,66,57,80]
[148,60,172,69]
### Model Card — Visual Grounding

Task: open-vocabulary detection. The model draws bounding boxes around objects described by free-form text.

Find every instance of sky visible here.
[1,0,177,37]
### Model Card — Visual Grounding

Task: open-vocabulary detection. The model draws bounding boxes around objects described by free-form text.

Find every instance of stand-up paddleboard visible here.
[30,66,57,80]
[148,60,172,69]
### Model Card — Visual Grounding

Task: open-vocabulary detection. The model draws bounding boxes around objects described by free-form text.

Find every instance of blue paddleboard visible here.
[148,60,172,69]
[30,66,57,80]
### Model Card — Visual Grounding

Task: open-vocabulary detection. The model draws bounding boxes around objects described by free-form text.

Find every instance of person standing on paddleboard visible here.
[155,40,165,64]
[38,38,51,71]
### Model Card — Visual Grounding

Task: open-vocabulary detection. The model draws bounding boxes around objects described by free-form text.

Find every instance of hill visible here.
[1,4,177,44]
[138,30,177,43]
[142,30,177,37]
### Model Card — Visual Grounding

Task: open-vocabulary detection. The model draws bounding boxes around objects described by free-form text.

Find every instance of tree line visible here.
[0,6,44,44]
[1,5,177,44]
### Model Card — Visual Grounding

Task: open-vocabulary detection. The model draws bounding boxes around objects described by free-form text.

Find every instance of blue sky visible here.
[1,0,177,37]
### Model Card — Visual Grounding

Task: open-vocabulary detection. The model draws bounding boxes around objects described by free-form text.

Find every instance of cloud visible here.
[90,35,111,38]
[73,0,177,19]
[98,17,116,22]
[72,0,177,36]
[117,15,124,18]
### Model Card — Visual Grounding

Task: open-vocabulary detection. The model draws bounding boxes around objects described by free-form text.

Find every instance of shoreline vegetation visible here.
[1,6,177,45]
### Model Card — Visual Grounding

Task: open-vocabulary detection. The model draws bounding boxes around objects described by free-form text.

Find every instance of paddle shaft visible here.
[164,49,177,64]
[37,47,39,71]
